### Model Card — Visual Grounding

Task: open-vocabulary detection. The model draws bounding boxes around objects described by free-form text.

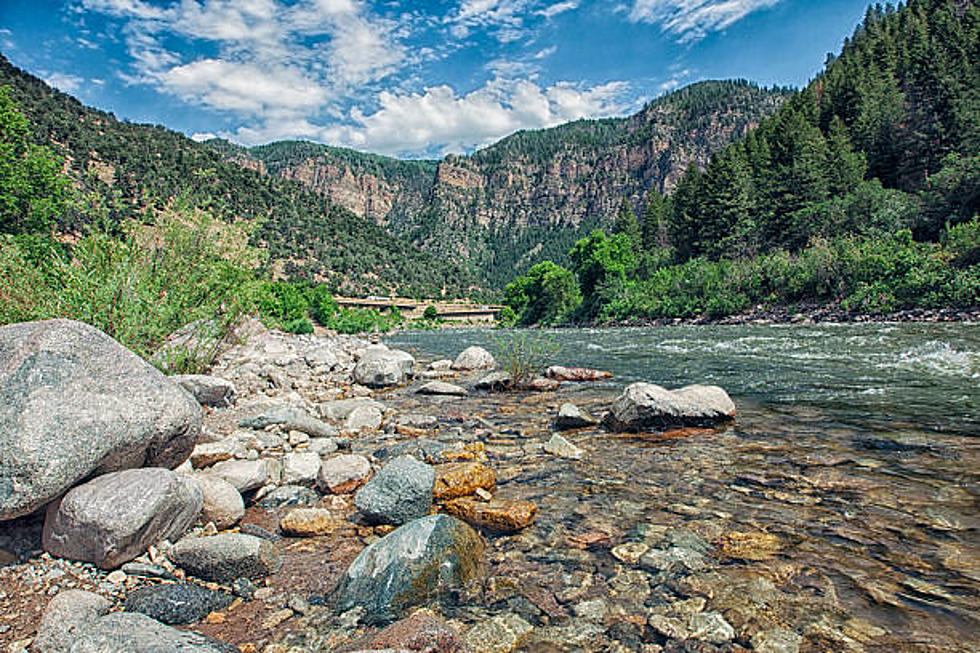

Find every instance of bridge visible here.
[334,296,504,322]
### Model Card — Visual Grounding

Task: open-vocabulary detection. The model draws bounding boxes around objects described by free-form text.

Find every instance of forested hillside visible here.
[220,81,791,286]
[505,0,979,325]
[0,55,474,298]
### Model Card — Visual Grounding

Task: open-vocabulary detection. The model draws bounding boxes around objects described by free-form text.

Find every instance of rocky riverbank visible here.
[1,318,976,652]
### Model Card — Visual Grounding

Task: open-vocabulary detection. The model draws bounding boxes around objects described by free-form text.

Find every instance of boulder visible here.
[451,346,495,371]
[33,590,111,653]
[238,405,337,439]
[209,459,269,493]
[433,463,496,501]
[442,498,537,533]
[70,612,237,652]
[474,372,511,391]
[353,344,415,387]
[335,514,484,624]
[189,439,239,469]
[171,374,236,407]
[318,454,372,494]
[545,365,612,382]
[543,434,584,459]
[553,403,598,430]
[428,359,454,371]
[0,319,201,521]
[169,533,282,583]
[603,382,736,432]
[343,405,383,433]
[417,381,469,397]
[522,376,560,392]
[124,583,233,625]
[318,397,385,422]
[281,452,321,486]
[191,473,244,529]
[354,455,435,525]
[42,468,202,569]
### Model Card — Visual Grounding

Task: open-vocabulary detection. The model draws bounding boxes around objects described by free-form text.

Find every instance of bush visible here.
[493,331,561,388]
[283,316,314,334]
[423,305,438,321]
[308,284,339,324]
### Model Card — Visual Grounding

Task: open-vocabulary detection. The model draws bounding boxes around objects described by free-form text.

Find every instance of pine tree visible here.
[612,198,642,253]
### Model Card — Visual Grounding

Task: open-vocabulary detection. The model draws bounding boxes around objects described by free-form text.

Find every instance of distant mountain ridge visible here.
[212,80,792,286]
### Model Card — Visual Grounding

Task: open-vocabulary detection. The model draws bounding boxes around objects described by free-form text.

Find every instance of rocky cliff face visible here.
[219,81,790,285]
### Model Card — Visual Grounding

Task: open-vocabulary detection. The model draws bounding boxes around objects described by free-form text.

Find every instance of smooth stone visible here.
[687,611,735,643]
[375,438,448,464]
[0,319,200,521]
[355,455,435,526]
[169,533,282,582]
[279,508,356,537]
[417,381,468,397]
[71,611,237,652]
[281,452,321,486]
[256,484,319,510]
[335,514,484,624]
[43,468,202,569]
[318,454,372,494]
[348,611,472,652]
[33,590,111,653]
[191,473,244,530]
[318,398,385,422]
[545,366,612,382]
[395,414,438,430]
[209,459,269,493]
[433,463,496,501]
[464,613,533,653]
[190,440,239,469]
[639,546,711,573]
[124,583,233,625]
[172,374,236,407]
[451,346,496,371]
[474,372,511,391]
[553,403,599,430]
[354,344,415,387]
[522,377,561,392]
[308,437,339,455]
[753,627,803,653]
[543,434,584,459]
[343,405,383,433]
[603,382,736,431]
[238,405,337,439]
[441,498,537,533]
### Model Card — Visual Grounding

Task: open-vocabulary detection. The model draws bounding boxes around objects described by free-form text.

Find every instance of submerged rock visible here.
[465,613,533,653]
[335,514,484,624]
[442,498,537,533]
[603,382,736,431]
[42,468,202,569]
[0,319,201,521]
[452,346,496,371]
[355,455,435,525]
[543,434,584,459]
[433,462,496,501]
[345,611,473,652]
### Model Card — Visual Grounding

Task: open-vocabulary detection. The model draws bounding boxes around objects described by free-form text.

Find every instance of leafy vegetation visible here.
[493,331,561,388]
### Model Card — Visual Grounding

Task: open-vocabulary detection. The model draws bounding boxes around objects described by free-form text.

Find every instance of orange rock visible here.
[279,508,356,537]
[567,530,614,550]
[715,531,782,561]
[395,424,429,438]
[442,498,537,532]
[546,365,613,382]
[433,462,496,501]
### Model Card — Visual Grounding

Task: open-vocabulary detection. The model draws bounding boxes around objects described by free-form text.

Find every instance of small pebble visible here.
[106,570,127,584]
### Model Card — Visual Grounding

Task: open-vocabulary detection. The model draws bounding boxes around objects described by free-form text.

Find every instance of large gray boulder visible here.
[171,374,236,407]
[335,514,484,625]
[169,533,282,583]
[451,346,495,371]
[33,590,111,653]
[354,455,435,526]
[0,319,201,521]
[603,382,736,432]
[42,468,202,569]
[353,344,415,387]
[70,611,237,652]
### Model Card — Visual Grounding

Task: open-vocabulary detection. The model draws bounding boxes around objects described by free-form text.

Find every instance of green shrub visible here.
[493,331,561,388]
[423,305,438,321]
[283,316,314,334]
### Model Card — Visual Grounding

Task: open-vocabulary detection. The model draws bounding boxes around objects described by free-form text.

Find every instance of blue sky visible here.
[1,0,873,158]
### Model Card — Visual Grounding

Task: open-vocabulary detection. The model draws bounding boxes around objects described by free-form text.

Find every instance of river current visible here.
[386,323,979,651]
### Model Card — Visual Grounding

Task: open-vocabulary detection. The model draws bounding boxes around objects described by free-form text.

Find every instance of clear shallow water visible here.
[386,323,980,650]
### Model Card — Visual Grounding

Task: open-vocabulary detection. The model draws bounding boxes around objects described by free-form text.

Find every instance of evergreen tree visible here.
[612,198,642,253]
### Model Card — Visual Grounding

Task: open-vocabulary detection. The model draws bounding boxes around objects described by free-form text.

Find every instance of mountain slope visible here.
[0,54,475,298]
[216,80,791,286]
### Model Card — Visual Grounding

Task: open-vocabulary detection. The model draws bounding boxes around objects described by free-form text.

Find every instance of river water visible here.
[386,323,979,651]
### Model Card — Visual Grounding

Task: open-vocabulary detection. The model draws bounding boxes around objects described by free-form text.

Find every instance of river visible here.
[386,323,979,651]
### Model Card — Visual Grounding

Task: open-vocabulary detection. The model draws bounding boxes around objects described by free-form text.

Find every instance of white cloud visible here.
[45,72,85,93]
[191,132,216,142]
[536,1,578,19]
[629,0,782,42]
[309,77,630,157]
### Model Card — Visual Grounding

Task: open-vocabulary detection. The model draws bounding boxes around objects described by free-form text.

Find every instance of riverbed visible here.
[386,323,979,651]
